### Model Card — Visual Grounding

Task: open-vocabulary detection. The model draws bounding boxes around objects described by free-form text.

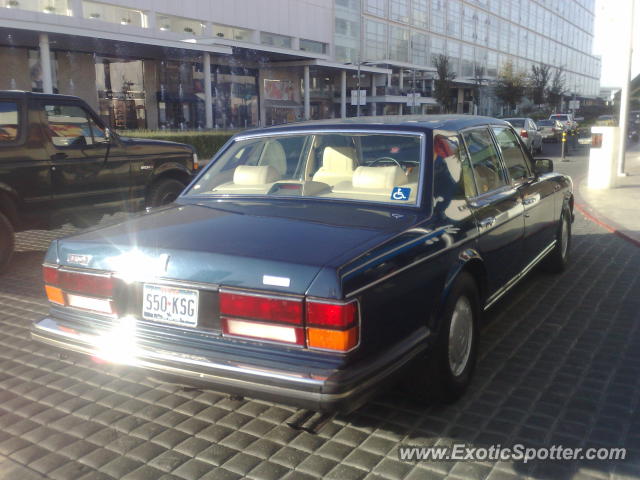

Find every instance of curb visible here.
[574,174,640,248]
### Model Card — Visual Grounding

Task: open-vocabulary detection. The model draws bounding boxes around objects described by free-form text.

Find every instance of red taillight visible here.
[520,129,528,138]
[306,301,358,329]
[43,265,115,314]
[219,289,360,352]
[219,291,303,325]
[43,265,114,297]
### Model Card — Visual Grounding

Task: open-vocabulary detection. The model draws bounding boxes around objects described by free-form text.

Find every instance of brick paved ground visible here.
[0,151,639,479]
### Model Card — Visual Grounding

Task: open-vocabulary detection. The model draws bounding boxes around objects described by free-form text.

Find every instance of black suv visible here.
[0,91,197,270]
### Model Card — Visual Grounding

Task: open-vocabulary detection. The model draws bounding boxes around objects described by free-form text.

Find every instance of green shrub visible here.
[118,130,238,160]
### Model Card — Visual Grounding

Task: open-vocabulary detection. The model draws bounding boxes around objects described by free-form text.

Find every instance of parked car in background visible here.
[504,117,543,154]
[536,119,564,142]
[549,113,577,131]
[33,116,574,412]
[0,91,198,271]
[596,115,617,126]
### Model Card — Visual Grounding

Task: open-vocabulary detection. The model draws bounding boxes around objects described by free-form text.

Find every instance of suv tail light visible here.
[43,265,115,315]
[219,290,359,352]
[520,129,528,138]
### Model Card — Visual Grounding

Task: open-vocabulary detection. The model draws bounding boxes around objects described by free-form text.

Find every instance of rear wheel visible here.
[0,212,15,273]
[414,273,480,404]
[541,206,571,273]
[147,178,186,207]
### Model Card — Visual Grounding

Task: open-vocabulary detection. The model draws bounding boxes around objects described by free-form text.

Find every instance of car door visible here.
[491,126,556,265]
[528,119,541,149]
[39,100,131,214]
[462,127,525,297]
[0,95,52,225]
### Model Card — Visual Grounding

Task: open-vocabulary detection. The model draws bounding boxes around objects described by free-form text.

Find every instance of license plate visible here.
[142,284,199,327]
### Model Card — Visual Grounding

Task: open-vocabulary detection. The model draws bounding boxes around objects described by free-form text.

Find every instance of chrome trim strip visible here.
[484,240,556,311]
[345,235,477,298]
[219,287,303,302]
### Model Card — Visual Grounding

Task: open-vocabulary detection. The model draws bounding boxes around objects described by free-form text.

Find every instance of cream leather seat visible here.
[233,165,280,185]
[312,146,357,186]
[258,140,287,177]
[352,165,408,190]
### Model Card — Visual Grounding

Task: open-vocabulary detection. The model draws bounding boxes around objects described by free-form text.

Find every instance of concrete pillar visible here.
[143,60,159,130]
[303,65,310,120]
[340,70,347,119]
[39,34,53,94]
[146,10,157,30]
[399,69,404,90]
[203,52,213,129]
[71,0,82,17]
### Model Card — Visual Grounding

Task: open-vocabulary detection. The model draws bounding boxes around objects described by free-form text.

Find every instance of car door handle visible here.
[479,217,496,229]
[523,197,537,206]
[51,152,68,161]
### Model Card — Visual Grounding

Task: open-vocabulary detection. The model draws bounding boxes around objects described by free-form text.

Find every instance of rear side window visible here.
[551,115,568,121]
[462,128,507,194]
[0,101,20,143]
[42,104,96,148]
[492,127,532,182]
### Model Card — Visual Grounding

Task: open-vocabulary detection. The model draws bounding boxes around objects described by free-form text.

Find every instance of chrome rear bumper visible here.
[32,316,429,412]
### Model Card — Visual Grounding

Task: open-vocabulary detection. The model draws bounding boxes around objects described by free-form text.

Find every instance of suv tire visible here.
[147,178,186,207]
[0,211,15,272]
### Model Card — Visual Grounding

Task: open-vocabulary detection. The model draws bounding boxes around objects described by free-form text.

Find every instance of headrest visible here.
[259,140,287,175]
[322,147,357,171]
[352,166,407,189]
[233,165,280,185]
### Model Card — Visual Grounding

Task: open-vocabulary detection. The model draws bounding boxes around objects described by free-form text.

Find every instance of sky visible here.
[592,0,640,88]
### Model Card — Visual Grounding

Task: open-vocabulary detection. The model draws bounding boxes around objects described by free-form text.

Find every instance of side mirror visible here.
[534,158,554,175]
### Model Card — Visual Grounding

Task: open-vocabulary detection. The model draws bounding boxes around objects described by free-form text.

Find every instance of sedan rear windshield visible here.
[505,119,525,127]
[187,132,423,205]
[537,120,554,126]
[551,115,568,121]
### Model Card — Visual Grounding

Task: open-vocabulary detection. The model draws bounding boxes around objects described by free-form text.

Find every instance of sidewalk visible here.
[576,145,640,246]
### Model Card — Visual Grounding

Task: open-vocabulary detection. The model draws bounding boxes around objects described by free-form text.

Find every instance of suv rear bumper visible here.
[32,316,429,412]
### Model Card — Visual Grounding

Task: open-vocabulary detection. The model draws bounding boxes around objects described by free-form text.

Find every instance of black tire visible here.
[147,178,186,207]
[541,206,571,273]
[0,211,15,273]
[414,273,480,404]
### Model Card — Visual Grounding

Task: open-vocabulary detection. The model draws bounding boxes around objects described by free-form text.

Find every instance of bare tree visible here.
[494,60,527,113]
[433,54,456,113]
[547,67,566,112]
[529,63,551,106]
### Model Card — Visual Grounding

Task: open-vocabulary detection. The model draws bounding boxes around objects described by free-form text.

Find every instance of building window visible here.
[4,0,71,15]
[461,44,474,77]
[411,32,428,66]
[95,57,146,130]
[430,0,445,34]
[83,1,146,27]
[365,20,387,60]
[389,26,409,62]
[462,5,477,43]
[260,32,293,49]
[411,0,428,28]
[431,35,444,67]
[365,0,386,17]
[157,14,204,35]
[447,40,461,76]
[389,0,409,23]
[446,0,461,38]
[211,24,252,42]
[300,39,327,54]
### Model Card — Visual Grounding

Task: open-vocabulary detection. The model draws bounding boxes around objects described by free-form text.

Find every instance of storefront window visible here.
[3,0,71,15]
[29,49,58,92]
[95,57,146,130]
[83,1,146,27]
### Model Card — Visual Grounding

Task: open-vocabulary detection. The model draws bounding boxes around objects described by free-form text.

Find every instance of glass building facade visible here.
[353,0,600,97]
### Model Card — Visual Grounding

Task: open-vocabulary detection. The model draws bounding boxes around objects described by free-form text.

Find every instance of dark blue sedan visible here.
[32,116,573,412]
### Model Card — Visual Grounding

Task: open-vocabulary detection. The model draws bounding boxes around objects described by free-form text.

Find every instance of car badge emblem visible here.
[157,253,170,275]
[67,254,92,267]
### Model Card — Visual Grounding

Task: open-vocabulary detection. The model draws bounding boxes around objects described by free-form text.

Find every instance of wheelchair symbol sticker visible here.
[391,187,411,201]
